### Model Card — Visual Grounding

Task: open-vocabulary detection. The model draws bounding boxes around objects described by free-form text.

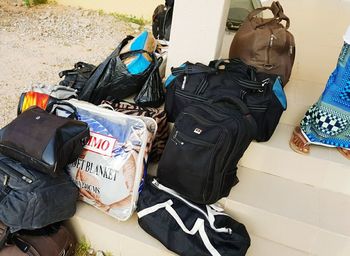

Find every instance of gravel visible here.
[0,1,147,127]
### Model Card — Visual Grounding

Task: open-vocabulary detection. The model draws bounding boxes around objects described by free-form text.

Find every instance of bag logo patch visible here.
[84,132,117,157]
[194,128,202,134]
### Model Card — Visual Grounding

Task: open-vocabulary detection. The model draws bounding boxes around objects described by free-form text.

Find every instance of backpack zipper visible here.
[172,129,214,147]
[0,161,34,184]
[265,34,277,70]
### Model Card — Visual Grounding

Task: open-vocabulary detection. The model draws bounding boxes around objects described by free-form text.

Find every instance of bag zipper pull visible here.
[262,78,270,87]
[172,131,184,145]
[269,34,277,47]
[3,175,9,187]
[152,179,160,188]
[21,176,33,184]
[181,76,187,90]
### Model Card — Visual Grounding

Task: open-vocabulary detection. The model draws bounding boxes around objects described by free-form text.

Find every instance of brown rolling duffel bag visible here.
[229,1,295,85]
[0,222,76,256]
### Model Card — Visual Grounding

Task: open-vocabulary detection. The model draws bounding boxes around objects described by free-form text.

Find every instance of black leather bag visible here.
[165,58,287,141]
[137,179,251,256]
[158,97,256,204]
[0,107,90,176]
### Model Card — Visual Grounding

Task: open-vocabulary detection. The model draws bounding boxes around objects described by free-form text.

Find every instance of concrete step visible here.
[68,202,311,256]
[224,200,350,256]
[223,166,350,255]
[240,122,350,196]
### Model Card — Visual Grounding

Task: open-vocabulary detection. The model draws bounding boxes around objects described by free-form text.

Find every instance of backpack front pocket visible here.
[158,126,221,203]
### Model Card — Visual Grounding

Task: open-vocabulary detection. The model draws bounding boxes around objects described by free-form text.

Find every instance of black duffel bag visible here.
[165,58,287,142]
[137,178,251,256]
[158,97,256,204]
[78,35,156,105]
[0,154,79,233]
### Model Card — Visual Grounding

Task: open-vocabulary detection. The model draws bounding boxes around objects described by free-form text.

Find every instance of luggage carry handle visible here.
[119,49,154,62]
[171,63,217,76]
[248,1,290,29]
[212,96,251,116]
[46,101,78,119]
[109,35,135,58]
[59,62,95,78]
[212,96,258,138]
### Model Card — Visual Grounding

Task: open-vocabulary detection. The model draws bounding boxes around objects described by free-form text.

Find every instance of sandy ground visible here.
[0,0,144,128]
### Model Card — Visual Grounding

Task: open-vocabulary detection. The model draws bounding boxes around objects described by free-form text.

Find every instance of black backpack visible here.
[59,62,96,94]
[137,178,251,256]
[0,154,79,233]
[165,58,287,141]
[152,0,174,41]
[158,97,256,204]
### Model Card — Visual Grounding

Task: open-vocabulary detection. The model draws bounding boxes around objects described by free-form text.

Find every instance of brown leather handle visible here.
[248,1,290,29]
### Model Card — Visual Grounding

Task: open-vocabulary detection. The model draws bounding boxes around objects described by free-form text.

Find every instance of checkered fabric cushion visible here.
[312,108,348,136]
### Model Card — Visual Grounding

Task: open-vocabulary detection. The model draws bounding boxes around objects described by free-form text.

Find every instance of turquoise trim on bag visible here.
[272,77,287,110]
[165,63,186,87]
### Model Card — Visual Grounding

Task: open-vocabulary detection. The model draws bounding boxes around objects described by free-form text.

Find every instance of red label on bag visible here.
[85,132,117,157]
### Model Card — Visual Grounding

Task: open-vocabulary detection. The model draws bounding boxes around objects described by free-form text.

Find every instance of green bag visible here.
[226,0,262,30]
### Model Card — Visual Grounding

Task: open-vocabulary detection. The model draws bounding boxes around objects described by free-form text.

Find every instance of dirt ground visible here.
[0,0,144,127]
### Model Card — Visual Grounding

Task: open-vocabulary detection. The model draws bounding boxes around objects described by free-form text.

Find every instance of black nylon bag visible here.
[165,58,287,141]
[78,36,155,105]
[137,179,251,256]
[0,154,79,233]
[158,97,256,204]
[134,57,165,108]
[59,62,96,94]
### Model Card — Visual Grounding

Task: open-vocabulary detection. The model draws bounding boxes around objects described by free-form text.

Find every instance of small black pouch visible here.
[0,107,90,176]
